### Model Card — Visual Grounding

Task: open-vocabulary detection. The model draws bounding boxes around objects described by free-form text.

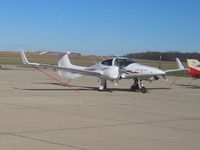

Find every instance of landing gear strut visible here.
[99,79,107,91]
[131,79,139,91]
[131,79,147,93]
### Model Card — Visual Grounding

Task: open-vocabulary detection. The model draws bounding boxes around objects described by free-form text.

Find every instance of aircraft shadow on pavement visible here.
[176,84,200,89]
[13,82,171,93]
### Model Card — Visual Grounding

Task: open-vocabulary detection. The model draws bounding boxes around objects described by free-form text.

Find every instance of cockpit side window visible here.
[101,59,113,66]
[115,59,125,67]
[114,58,136,67]
[125,59,136,66]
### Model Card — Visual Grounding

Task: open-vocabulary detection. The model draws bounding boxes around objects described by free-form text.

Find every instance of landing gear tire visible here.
[131,85,139,91]
[131,79,140,92]
[99,85,106,91]
[131,79,147,93]
[141,87,147,93]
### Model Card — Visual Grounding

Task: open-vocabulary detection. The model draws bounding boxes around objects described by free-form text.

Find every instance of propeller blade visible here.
[115,67,128,85]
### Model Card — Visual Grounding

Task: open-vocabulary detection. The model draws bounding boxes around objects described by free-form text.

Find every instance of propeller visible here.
[115,67,128,86]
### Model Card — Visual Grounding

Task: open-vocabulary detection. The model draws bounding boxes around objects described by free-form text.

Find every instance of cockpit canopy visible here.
[101,58,136,67]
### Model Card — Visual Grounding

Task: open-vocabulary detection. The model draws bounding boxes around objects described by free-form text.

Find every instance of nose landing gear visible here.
[131,78,147,93]
[99,79,107,91]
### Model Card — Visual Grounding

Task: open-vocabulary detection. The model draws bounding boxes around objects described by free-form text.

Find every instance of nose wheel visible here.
[99,79,107,91]
[131,79,147,93]
[141,86,147,93]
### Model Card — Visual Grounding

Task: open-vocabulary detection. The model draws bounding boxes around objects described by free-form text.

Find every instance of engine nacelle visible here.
[148,76,160,81]
[102,66,119,80]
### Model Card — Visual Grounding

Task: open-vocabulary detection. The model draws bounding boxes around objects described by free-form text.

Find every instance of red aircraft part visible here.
[189,67,200,78]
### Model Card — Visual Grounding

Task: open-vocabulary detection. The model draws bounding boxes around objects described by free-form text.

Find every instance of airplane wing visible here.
[164,58,187,73]
[20,50,103,77]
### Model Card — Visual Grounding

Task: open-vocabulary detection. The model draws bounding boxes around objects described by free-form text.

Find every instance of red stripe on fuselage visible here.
[189,67,200,78]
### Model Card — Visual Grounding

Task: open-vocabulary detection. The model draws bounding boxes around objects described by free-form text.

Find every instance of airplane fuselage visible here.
[189,67,200,78]
[88,57,166,81]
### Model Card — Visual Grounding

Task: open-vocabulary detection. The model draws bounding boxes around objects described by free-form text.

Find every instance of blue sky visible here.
[0,0,199,55]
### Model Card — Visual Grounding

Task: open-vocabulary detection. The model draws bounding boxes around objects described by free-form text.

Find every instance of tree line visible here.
[125,51,200,61]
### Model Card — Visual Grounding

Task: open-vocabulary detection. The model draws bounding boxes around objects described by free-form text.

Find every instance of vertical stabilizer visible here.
[58,53,82,79]
[58,52,73,68]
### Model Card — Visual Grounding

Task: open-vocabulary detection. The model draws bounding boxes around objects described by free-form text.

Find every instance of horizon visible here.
[0,50,199,57]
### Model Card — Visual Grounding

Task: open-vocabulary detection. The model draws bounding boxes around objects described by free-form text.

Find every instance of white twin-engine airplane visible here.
[20,50,185,93]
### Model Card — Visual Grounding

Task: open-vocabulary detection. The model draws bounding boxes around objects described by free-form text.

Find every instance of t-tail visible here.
[58,53,83,79]
[187,59,200,78]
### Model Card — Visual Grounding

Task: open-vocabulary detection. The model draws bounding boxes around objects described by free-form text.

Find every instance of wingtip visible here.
[19,49,29,64]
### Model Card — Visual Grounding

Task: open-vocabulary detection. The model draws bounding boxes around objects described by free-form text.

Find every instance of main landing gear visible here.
[99,79,107,91]
[131,79,147,93]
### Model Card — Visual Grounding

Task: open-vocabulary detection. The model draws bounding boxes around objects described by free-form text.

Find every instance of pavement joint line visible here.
[1,103,200,133]
[44,109,200,129]
[0,102,45,109]
[0,102,130,123]
[1,101,200,130]
[0,101,197,122]
[144,123,200,133]
[142,117,200,124]
[1,117,199,136]
[0,123,139,134]
[125,120,200,133]
[0,131,89,150]
[53,110,131,123]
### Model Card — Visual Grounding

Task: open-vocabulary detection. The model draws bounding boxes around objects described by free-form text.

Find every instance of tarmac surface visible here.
[0,65,200,150]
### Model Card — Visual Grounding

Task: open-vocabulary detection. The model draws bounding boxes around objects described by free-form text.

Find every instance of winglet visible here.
[164,58,186,73]
[20,49,29,64]
[19,49,40,66]
[176,58,184,70]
